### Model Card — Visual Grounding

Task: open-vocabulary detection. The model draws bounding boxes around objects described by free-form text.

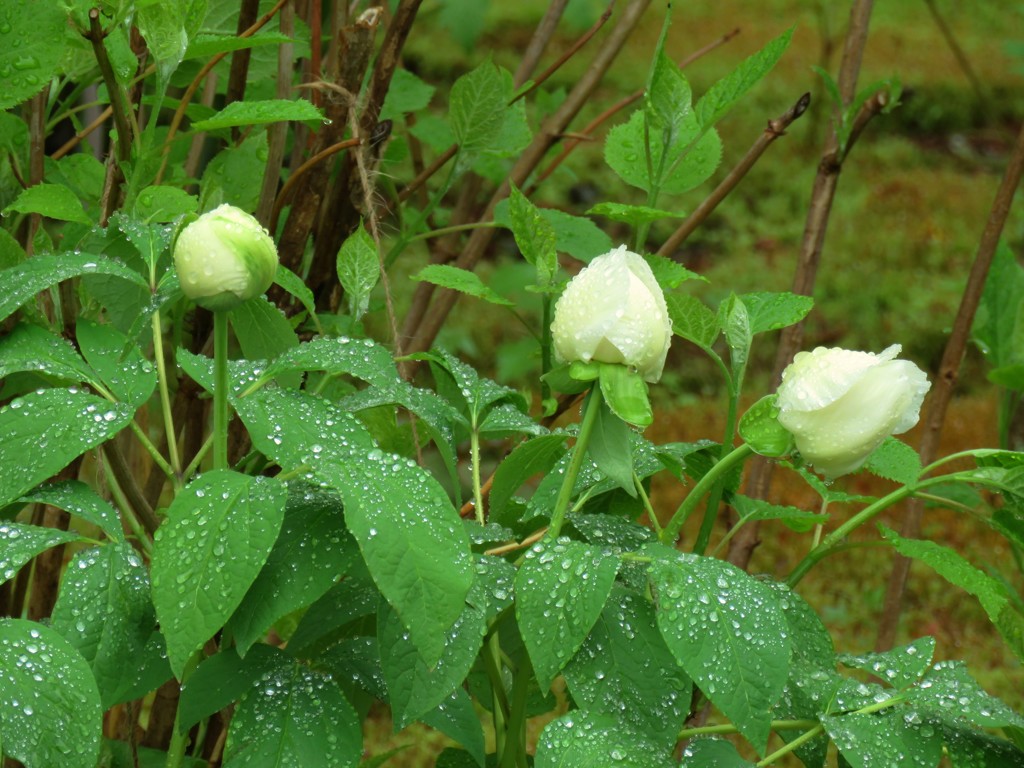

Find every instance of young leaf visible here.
[644,252,706,289]
[863,437,922,485]
[0,388,134,506]
[449,59,508,162]
[588,396,637,496]
[694,28,794,130]
[150,470,288,676]
[720,293,752,368]
[229,296,300,363]
[199,133,269,212]
[515,538,620,689]
[587,202,685,228]
[508,183,557,287]
[740,291,814,335]
[730,494,826,533]
[337,222,381,321]
[223,647,362,767]
[413,264,514,306]
[273,264,319,330]
[76,319,157,408]
[494,200,614,263]
[648,547,790,754]
[598,363,653,428]
[50,544,155,708]
[0,619,102,768]
[665,294,720,352]
[133,185,199,222]
[838,637,936,690]
[380,68,436,120]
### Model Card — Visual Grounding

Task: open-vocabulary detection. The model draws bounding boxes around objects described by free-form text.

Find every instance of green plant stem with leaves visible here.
[662,442,754,545]
[213,311,231,471]
[547,387,604,539]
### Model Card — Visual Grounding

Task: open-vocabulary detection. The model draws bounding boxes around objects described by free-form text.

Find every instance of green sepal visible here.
[738,395,793,458]
[598,363,653,428]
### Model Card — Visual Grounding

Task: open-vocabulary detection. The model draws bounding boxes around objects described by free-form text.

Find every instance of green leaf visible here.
[273,264,319,329]
[380,68,436,120]
[421,347,524,422]
[19,480,123,543]
[973,243,1024,368]
[223,648,361,767]
[863,437,922,485]
[263,335,401,386]
[378,596,486,728]
[177,644,281,734]
[943,727,1024,768]
[587,202,684,227]
[740,291,814,335]
[730,494,826,533]
[0,388,134,506]
[3,183,92,224]
[0,620,100,766]
[598,363,652,428]
[838,637,935,690]
[665,294,719,352]
[0,322,95,384]
[488,433,569,524]
[644,253,706,289]
[880,526,1024,662]
[694,28,794,130]
[286,577,379,658]
[646,48,694,153]
[76,319,157,408]
[720,293,751,367]
[0,0,67,111]
[133,186,199,222]
[605,110,722,196]
[563,586,691,750]
[449,60,508,158]
[150,470,287,676]
[184,31,292,61]
[413,264,514,306]
[419,689,485,767]
[906,660,1024,730]
[199,133,268,212]
[680,738,756,766]
[0,252,147,326]
[738,395,793,458]
[229,296,300,363]
[515,538,620,689]
[136,0,193,84]
[319,449,474,667]
[0,522,83,587]
[228,490,359,656]
[191,99,325,132]
[494,201,614,263]
[337,222,380,321]
[509,183,557,287]
[648,548,790,753]
[588,395,637,496]
[535,711,674,768]
[51,544,155,708]
[822,708,943,768]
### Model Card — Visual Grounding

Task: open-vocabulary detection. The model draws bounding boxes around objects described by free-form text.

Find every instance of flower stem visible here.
[152,309,182,478]
[470,418,485,525]
[547,387,603,539]
[786,477,951,587]
[213,311,230,472]
[662,443,754,545]
[164,650,202,768]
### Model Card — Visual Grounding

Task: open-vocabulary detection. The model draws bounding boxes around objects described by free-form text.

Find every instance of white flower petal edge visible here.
[550,245,671,383]
[776,345,931,478]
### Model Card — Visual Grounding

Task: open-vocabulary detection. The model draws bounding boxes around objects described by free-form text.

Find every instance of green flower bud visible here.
[172,204,279,311]
[551,245,672,383]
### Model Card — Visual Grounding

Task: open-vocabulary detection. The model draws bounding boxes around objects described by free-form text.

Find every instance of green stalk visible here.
[786,476,952,586]
[662,443,754,545]
[634,471,662,537]
[152,309,182,478]
[692,376,743,555]
[678,719,816,740]
[547,387,604,539]
[164,650,202,768]
[470,417,485,525]
[499,653,532,768]
[213,311,230,472]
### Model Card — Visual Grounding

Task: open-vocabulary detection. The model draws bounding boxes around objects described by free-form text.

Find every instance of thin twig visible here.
[729,0,877,572]
[875,119,1024,652]
[85,10,133,163]
[52,105,113,160]
[154,0,290,184]
[485,528,548,557]
[512,0,571,89]
[922,0,988,110]
[401,0,654,363]
[256,0,296,227]
[226,0,261,141]
[270,137,362,234]
[657,92,811,256]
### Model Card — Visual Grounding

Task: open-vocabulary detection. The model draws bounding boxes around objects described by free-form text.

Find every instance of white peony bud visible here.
[173,204,279,311]
[776,344,931,478]
[550,245,671,383]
